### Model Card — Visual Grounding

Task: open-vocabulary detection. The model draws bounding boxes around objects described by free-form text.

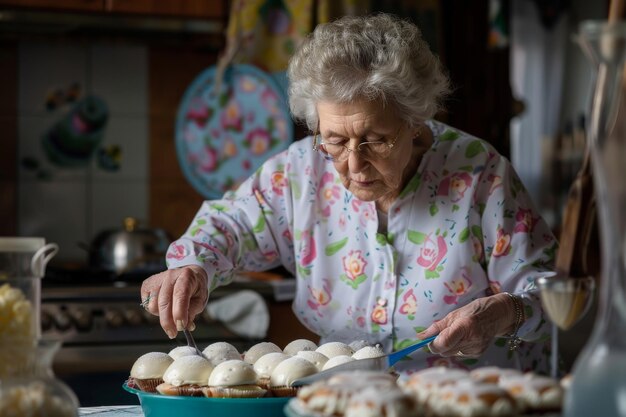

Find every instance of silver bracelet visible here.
[505,292,524,351]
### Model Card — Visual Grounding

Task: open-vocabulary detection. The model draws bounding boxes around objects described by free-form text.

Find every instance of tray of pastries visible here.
[125,338,565,417]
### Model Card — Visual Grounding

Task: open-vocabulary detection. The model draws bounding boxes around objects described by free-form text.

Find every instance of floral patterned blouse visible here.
[166,120,557,374]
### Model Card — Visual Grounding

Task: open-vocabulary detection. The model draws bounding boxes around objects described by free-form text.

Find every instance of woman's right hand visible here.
[140,265,209,339]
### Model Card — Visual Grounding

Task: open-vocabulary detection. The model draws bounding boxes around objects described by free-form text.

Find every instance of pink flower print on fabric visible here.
[221,101,242,132]
[282,229,293,245]
[443,267,473,304]
[307,279,332,317]
[166,242,187,260]
[437,171,473,202]
[297,231,316,277]
[492,225,512,257]
[487,174,503,195]
[347,305,368,328]
[399,289,417,320]
[371,297,388,331]
[417,233,448,279]
[245,127,271,155]
[350,199,375,226]
[318,172,341,217]
[471,234,484,263]
[340,250,368,289]
[514,208,539,233]
[338,213,347,231]
[271,170,288,196]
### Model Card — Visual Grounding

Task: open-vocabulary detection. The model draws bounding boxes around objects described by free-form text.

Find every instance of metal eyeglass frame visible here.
[312,127,400,162]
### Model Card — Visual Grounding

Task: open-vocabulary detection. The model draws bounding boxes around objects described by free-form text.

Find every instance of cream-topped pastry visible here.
[283,339,318,356]
[162,355,214,387]
[315,342,354,358]
[130,352,173,392]
[206,359,266,398]
[253,352,290,388]
[296,351,329,371]
[427,381,518,417]
[352,345,384,360]
[209,359,257,386]
[202,342,241,365]
[293,371,399,417]
[168,346,202,360]
[243,342,282,364]
[401,367,471,406]
[344,385,418,417]
[270,356,318,396]
[469,366,523,384]
[498,374,564,413]
[322,355,355,370]
[131,352,173,379]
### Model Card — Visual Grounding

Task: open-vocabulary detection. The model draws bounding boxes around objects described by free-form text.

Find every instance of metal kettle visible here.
[88,217,171,275]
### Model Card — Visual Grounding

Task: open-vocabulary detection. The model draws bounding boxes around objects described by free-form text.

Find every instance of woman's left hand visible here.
[416,293,519,358]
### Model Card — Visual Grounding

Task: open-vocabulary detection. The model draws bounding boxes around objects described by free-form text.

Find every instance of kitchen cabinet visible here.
[0,0,226,19]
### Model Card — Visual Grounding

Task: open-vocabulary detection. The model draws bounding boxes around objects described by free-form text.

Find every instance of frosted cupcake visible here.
[202,342,241,366]
[352,345,385,360]
[206,359,266,398]
[283,339,318,356]
[168,346,202,360]
[296,351,329,371]
[157,355,214,397]
[322,355,355,371]
[253,352,290,390]
[315,342,354,358]
[243,342,282,364]
[269,356,318,397]
[129,352,173,392]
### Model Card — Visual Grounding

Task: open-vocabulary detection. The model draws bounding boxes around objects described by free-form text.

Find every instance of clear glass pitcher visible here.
[0,238,58,345]
[564,20,626,417]
[0,340,79,417]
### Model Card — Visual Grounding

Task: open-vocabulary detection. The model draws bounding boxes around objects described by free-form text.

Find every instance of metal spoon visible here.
[183,328,203,356]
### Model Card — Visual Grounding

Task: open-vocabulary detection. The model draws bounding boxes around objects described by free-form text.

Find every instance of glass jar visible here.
[564,20,626,417]
[0,340,79,417]
[0,238,58,346]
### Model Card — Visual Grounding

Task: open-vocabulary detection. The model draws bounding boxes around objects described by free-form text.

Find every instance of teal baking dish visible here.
[123,383,289,417]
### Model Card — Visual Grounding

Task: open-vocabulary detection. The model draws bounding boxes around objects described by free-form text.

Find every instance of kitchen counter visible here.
[80,406,143,416]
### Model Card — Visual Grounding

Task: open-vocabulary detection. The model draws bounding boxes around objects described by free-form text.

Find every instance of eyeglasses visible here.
[312,128,400,162]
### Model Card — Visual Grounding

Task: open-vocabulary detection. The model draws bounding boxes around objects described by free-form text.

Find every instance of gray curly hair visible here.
[288,13,451,131]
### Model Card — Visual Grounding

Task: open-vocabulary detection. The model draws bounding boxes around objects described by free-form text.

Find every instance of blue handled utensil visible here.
[291,335,437,387]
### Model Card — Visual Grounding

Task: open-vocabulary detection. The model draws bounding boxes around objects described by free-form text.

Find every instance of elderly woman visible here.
[142,13,556,373]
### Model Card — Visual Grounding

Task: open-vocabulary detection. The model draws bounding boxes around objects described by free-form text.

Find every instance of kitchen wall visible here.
[16,40,149,263]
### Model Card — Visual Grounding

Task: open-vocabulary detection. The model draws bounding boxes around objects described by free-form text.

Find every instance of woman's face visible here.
[316,99,421,207]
